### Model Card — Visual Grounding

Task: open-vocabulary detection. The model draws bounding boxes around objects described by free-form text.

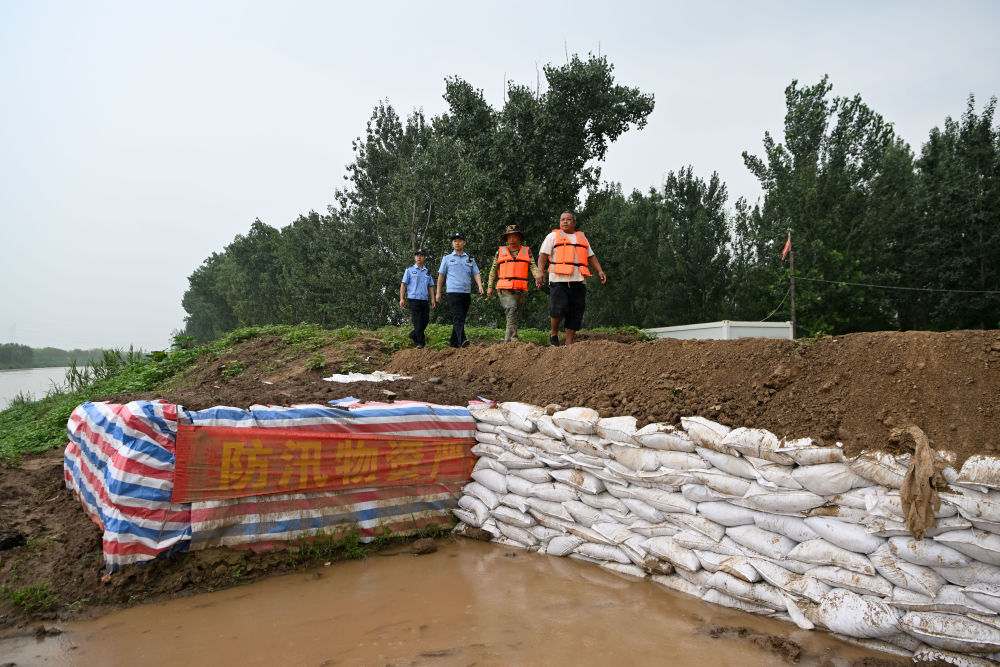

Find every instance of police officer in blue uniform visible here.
[399,248,435,348]
[435,233,484,348]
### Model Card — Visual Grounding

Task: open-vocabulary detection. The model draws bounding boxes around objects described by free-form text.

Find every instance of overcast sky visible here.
[2,1,998,351]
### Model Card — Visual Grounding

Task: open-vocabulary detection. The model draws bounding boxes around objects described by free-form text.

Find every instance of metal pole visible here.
[788,232,797,339]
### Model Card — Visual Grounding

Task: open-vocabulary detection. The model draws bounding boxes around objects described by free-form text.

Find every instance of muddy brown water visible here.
[3,539,900,666]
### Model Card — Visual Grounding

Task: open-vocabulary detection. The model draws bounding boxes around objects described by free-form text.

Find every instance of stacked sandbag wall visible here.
[454,402,1000,664]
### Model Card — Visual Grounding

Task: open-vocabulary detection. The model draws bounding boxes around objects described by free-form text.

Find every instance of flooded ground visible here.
[3,538,901,666]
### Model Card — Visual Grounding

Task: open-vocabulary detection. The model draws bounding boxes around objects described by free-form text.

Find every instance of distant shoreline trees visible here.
[179,57,1000,342]
[0,344,111,370]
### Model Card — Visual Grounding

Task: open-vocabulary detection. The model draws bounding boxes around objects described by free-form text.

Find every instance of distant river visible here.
[0,366,72,409]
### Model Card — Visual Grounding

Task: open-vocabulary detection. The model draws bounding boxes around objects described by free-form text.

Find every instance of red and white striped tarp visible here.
[64,400,476,572]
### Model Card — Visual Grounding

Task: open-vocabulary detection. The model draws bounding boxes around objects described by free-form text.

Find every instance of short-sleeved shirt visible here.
[401,264,434,300]
[438,251,480,293]
[539,230,596,283]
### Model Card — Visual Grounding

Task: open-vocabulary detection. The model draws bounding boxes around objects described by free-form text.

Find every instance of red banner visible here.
[172,424,475,503]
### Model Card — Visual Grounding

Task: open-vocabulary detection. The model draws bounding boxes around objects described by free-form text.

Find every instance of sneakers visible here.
[549,335,560,346]
[460,339,471,348]
[415,344,424,349]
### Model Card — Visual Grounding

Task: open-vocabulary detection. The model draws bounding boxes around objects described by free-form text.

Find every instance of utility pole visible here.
[788,232,797,339]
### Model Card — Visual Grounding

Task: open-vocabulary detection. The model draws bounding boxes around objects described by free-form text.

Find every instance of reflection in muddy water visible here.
[4,538,898,666]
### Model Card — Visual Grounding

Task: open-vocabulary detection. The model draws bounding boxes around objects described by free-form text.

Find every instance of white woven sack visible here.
[676,566,713,587]
[779,439,846,466]
[470,468,508,495]
[565,522,615,546]
[680,416,734,453]
[610,444,660,471]
[524,497,574,522]
[645,536,701,572]
[900,612,1000,654]
[476,421,499,434]
[540,535,581,556]
[812,589,901,639]
[473,456,508,475]
[508,467,551,485]
[681,483,730,503]
[701,588,774,614]
[501,474,532,498]
[666,513,725,542]
[601,561,648,579]
[470,405,507,426]
[889,536,971,568]
[631,487,697,516]
[850,451,907,489]
[934,561,1000,587]
[753,462,804,490]
[601,508,638,526]
[911,648,998,667]
[747,558,831,602]
[552,407,600,434]
[499,402,542,433]
[637,468,693,487]
[533,414,566,440]
[474,431,503,447]
[696,501,758,526]
[498,425,535,447]
[652,574,703,597]
[458,494,490,523]
[965,584,1000,613]
[655,451,707,471]
[452,509,478,528]
[549,468,606,495]
[634,423,697,452]
[725,525,797,561]
[596,416,640,445]
[791,462,873,496]
[530,481,578,503]
[807,505,868,523]
[803,516,885,554]
[691,471,751,498]
[630,521,680,538]
[705,571,785,610]
[492,505,534,529]
[621,497,666,523]
[892,585,995,615]
[869,544,946,598]
[464,481,500,509]
[807,566,893,597]
[496,452,540,471]
[787,539,876,575]
[941,488,1000,524]
[695,447,757,480]
[591,521,637,545]
[755,514,820,543]
[957,456,1000,491]
[934,529,1000,566]
[720,427,793,465]
[575,542,631,564]
[495,521,537,546]
[673,531,744,557]
[470,442,503,459]
[563,500,605,527]
[577,491,627,513]
[694,552,760,582]
[832,487,877,509]
[738,483,826,513]
[530,525,563,543]
[499,492,530,514]
[528,433,573,455]
[564,433,612,458]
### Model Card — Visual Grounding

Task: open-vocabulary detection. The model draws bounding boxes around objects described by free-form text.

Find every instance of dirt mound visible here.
[389,329,1000,463]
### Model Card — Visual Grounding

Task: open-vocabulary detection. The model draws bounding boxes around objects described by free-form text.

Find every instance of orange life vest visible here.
[497,245,530,290]
[549,230,591,277]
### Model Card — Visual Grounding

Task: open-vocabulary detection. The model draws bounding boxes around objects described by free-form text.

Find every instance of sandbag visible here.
[530,481,578,503]
[601,561,648,579]
[495,521,537,546]
[933,561,1000,587]
[492,505,534,529]
[725,525,797,561]
[474,431,503,447]
[621,497,666,523]
[747,558,831,602]
[941,488,1000,524]
[791,462,873,496]
[575,541,631,564]
[546,534,584,556]
[630,487,697,516]
[806,566,893,597]
[681,483,730,503]
[596,416,640,445]
[656,451,708,471]
[694,552,760,582]
[529,525,563,543]
[470,442,504,459]
[888,536,971,568]
[532,414,566,440]
[892,585,996,615]
[610,444,660,472]
[552,407,600,435]
[665,513,725,542]
[634,423,697,452]
[869,544,947,598]
[564,433,613,459]
[652,574,703,597]
[705,571,785,610]
[473,456,509,475]
[464,481,500,509]
[957,456,1000,491]
[458,494,490,525]
[911,647,998,667]
[672,531,744,557]
[577,491,627,513]
[900,612,1000,654]
[591,521,638,545]
[737,483,826,513]
[508,467,552,484]
[850,450,907,488]
[720,427,793,465]
[811,589,901,638]
[697,501,758,527]
[752,462,804,490]
[645,536,701,572]
[528,433,573,455]
[803,516,884,554]
[787,539,876,575]
[691,471,752,498]
[755,514,820,543]
[964,584,1000,614]
[934,529,1000,566]
[499,402,542,433]
[469,405,507,426]
[629,520,681,538]
[470,468,508,495]
[701,588,774,614]
[549,468,606,495]
[499,492,530,514]
[563,500,605,527]
[695,447,757,480]
[452,510,478,528]
[524,497,574,522]
[779,439,846,466]
[680,416,733,452]
[476,421,499,434]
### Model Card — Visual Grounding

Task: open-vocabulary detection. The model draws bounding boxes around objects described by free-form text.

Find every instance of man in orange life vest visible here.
[535,211,607,346]
[486,224,538,342]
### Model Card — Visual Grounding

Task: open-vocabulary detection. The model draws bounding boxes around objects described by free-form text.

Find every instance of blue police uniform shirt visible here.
[401,264,434,300]
[438,251,480,293]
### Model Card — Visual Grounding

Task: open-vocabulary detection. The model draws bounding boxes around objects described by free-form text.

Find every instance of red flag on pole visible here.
[781,233,791,261]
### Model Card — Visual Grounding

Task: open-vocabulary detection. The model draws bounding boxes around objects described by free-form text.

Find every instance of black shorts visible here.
[549,282,586,330]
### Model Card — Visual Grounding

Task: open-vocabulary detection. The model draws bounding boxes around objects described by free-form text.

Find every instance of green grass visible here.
[2,581,59,614]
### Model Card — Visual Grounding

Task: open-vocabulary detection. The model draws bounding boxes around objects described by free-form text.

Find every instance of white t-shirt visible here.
[539,230,596,283]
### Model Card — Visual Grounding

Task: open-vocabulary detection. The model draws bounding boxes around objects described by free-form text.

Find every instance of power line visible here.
[796,277,1000,295]
[761,285,791,322]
